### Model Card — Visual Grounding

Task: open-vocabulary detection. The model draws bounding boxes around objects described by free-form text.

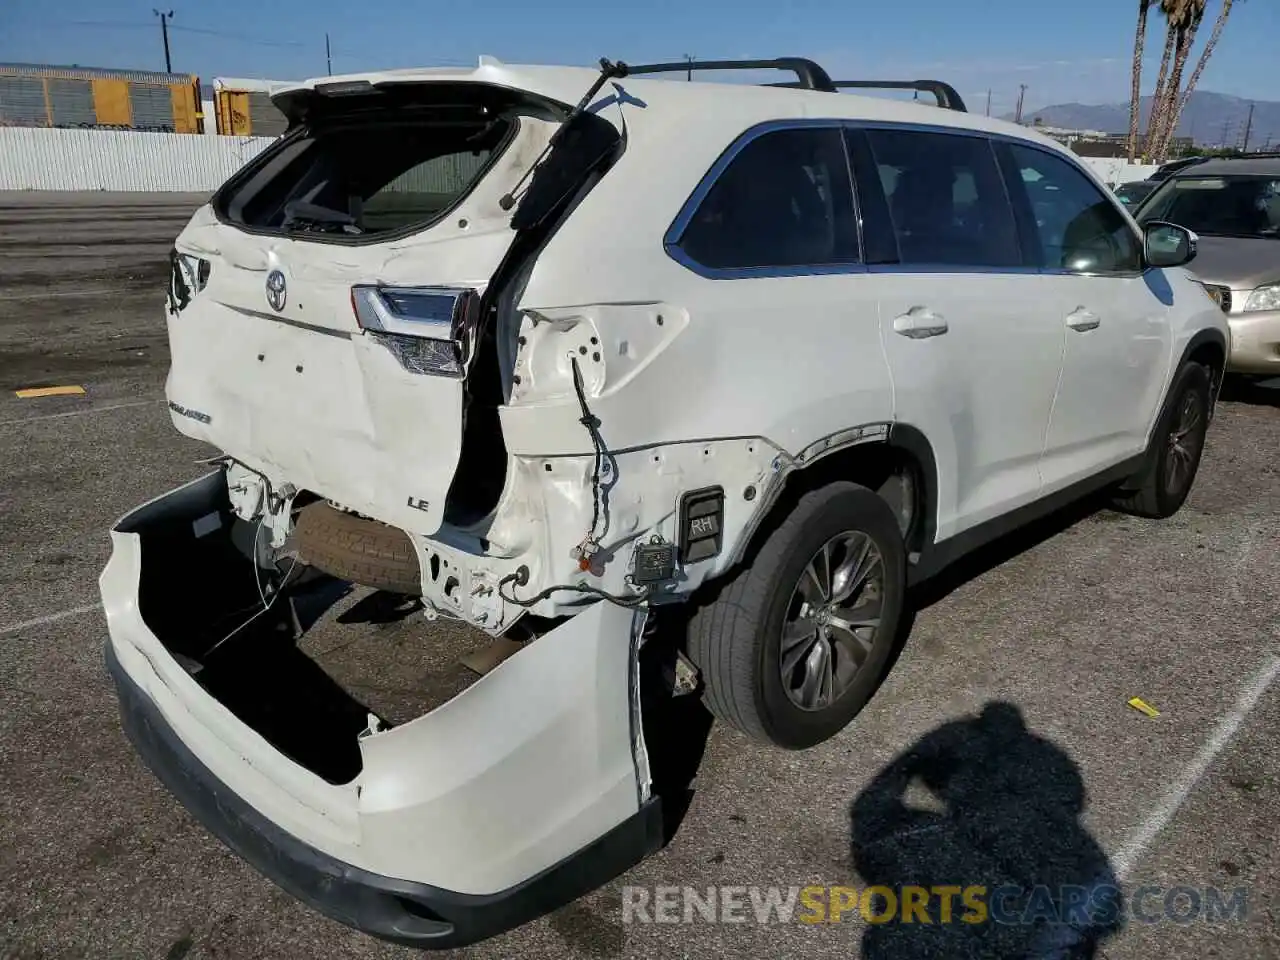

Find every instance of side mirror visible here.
[1144,221,1197,268]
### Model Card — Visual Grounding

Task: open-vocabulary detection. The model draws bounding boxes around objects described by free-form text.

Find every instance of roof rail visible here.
[832,80,968,112]
[616,58,837,92]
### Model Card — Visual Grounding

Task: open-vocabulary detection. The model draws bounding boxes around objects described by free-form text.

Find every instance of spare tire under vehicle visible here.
[294,501,422,595]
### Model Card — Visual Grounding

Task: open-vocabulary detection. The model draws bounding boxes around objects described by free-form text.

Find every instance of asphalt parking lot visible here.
[1,191,1278,960]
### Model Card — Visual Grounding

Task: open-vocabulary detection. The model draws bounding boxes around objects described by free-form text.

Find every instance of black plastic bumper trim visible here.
[105,641,665,949]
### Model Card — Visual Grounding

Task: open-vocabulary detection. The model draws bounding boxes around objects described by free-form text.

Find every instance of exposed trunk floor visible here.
[295,584,496,727]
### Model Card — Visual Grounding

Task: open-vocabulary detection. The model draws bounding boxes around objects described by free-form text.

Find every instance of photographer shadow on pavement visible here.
[850,702,1124,959]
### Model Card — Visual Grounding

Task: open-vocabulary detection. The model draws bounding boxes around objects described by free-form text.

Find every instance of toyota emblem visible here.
[265,269,287,312]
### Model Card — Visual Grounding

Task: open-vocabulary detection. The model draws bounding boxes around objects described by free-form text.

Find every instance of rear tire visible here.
[293,502,421,595]
[687,482,906,749]
[1112,362,1211,519]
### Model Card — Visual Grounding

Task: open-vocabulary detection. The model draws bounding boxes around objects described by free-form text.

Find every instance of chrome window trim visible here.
[663,116,1153,281]
[1039,267,1147,280]
[841,128,868,270]
[867,263,1044,276]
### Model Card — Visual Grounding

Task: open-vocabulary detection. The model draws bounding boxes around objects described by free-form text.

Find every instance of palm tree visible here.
[1143,0,1184,160]
[1153,0,1207,161]
[1128,0,1152,161]
[1170,0,1242,137]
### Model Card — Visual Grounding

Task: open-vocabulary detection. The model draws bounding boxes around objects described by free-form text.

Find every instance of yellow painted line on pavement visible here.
[15,385,87,399]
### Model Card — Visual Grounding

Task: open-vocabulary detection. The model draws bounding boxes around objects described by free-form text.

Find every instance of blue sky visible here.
[2,0,1276,114]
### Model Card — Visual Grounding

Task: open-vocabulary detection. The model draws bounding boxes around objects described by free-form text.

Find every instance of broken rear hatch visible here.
[165,73,618,536]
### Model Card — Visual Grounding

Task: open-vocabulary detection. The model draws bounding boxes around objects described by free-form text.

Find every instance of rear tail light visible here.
[350,285,480,378]
[167,248,211,315]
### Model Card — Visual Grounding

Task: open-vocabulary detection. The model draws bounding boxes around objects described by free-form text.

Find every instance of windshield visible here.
[1136,174,1280,239]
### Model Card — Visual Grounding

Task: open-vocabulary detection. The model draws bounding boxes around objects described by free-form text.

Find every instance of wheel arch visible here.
[721,423,940,580]
[1180,327,1228,409]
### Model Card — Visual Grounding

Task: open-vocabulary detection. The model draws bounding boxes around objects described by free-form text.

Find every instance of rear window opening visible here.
[215,113,517,242]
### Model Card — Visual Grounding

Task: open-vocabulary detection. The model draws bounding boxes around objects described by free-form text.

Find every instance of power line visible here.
[21,17,306,49]
[49,19,151,30]
[168,25,307,48]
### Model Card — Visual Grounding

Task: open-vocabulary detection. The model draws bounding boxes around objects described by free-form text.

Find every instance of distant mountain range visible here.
[1002,91,1280,150]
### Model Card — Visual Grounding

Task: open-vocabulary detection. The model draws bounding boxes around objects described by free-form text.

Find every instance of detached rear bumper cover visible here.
[107,644,662,948]
[100,471,662,948]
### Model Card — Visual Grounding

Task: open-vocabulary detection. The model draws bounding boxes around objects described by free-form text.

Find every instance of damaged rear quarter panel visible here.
[491,109,894,600]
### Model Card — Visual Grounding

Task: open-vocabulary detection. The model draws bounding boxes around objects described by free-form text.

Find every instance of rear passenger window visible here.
[674,127,859,271]
[1004,144,1143,274]
[865,129,1021,268]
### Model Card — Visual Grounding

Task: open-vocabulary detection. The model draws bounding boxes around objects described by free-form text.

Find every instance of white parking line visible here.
[0,603,102,637]
[1114,652,1280,881]
[0,398,161,427]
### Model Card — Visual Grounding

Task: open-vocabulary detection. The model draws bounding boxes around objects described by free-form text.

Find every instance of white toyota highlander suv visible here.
[100,56,1228,948]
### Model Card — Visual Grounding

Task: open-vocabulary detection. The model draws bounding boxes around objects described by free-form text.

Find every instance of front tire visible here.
[1113,362,1211,519]
[687,482,907,749]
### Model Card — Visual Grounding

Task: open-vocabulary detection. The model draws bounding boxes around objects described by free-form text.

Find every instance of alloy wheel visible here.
[1164,388,1205,496]
[780,531,885,711]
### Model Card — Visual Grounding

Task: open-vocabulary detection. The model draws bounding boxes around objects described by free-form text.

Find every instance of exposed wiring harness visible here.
[496,355,648,610]
[570,354,606,553]
[497,566,650,609]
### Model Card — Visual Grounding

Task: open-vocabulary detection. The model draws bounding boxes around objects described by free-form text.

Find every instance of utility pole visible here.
[1220,117,1232,148]
[1241,102,1254,153]
[153,9,174,73]
[684,54,694,81]
[985,89,992,117]
[1014,84,1028,124]
[326,33,332,76]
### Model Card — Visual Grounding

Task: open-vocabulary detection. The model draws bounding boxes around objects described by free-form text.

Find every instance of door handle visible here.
[893,307,948,339]
[1065,307,1101,332]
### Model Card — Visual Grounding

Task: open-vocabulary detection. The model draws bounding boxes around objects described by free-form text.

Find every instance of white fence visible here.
[0,125,1163,193]
[0,127,272,191]
[1083,158,1160,186]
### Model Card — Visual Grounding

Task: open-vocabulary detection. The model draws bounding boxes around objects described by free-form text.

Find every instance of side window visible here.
[675,127,859,271]
[864,129,1021,268]
[1005,144,1142,274]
